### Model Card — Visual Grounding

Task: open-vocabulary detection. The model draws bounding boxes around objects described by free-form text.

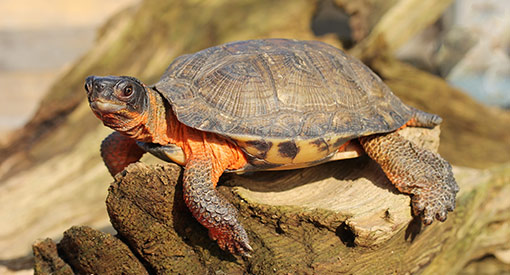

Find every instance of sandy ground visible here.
[0,0,140,139]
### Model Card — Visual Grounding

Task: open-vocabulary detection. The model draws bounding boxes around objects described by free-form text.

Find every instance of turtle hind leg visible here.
[183,154,252,256]
[359,131,458,225]
[101,132,146,176]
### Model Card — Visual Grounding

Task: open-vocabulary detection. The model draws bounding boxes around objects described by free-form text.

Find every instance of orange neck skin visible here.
[115,88,248,183]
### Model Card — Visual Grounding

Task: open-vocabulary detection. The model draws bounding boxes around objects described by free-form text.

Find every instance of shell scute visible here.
[155,39,413,143]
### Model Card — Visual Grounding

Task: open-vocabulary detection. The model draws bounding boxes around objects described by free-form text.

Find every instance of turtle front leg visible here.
[101,132,146,176]
[359,131,459,225]
[183,154,252,256]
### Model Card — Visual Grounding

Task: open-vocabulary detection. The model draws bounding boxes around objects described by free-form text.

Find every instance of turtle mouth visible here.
[90,100,125,114]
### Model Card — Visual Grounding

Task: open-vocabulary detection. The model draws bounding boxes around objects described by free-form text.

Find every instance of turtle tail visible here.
[406,107,443,128]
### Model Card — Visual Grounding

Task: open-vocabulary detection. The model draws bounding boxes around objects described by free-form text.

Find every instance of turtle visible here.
[85,38,458,257]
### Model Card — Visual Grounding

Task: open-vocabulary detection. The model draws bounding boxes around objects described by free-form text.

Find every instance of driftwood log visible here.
[32,127,510,274]
[0,0,504,273]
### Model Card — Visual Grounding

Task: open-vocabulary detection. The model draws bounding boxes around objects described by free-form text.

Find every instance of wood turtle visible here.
[85,39,459,256]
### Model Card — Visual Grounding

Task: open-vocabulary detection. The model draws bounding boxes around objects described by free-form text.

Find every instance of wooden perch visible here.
[1,0,504,273]
[33,227,147,275]
[32,126,510,274]
[349,0,455,60]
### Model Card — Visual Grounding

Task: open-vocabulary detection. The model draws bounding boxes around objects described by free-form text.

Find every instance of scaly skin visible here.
[101,132,146,176]
[183,154,252,256]
[359,131,458,224]
[179,128,251,256]
[406,107,443,128]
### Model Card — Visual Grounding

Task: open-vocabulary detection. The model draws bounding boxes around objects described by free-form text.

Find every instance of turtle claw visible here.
[422,215,433,226]
[411,176,457,225]
[209,221,252,257]
[436,210,447,222]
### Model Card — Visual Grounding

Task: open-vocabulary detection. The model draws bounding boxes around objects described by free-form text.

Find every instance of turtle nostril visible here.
[94,82,107,93]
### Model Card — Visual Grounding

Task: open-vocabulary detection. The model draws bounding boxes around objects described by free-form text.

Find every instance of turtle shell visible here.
[154,39,413,166]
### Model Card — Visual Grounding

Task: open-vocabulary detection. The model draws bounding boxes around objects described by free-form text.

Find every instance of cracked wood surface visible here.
[33,126,510,273]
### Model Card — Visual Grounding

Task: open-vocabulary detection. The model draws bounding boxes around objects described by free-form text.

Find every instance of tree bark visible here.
[33,127,510,274]
[349,0,455,60]
[33,226,148,275]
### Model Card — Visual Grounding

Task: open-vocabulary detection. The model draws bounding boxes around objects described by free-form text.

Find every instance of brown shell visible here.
[154,39,412,141]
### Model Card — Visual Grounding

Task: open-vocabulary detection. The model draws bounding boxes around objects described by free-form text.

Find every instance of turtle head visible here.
[85,75,149,133]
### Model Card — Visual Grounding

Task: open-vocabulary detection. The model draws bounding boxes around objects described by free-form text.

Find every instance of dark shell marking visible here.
[244,140,272,159]
[277,141,299,159]
[310,138,329,152]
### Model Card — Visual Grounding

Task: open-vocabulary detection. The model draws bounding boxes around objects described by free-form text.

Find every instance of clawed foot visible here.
[411,153,459,225]
[208,220,253,257]
[412,187,457,225]
[360,131,459,225]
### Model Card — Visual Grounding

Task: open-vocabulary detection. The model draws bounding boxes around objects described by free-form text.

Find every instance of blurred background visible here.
[0,0,509,273]
[0,0,140,140]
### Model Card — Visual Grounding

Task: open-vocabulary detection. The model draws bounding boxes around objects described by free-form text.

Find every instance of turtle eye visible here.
[122,85,134,98]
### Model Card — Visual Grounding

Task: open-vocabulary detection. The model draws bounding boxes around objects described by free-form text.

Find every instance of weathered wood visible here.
[33,239,73,275]
[56,226,148,274]
[32,126,509,274]
[333,0,399,42]
[350,0,455,60]
[2,0,508,268]
[106,164,213,274]
[231,126,441,249]
[109,145,510,274]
